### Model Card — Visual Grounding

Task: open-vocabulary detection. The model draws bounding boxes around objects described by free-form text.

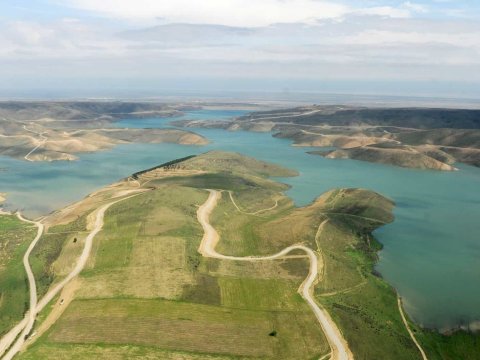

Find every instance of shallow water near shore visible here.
[1,109,479,331]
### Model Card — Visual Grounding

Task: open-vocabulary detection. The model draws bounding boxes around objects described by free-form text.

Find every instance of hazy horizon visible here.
[1,1,480,100]
[1,88,479,111]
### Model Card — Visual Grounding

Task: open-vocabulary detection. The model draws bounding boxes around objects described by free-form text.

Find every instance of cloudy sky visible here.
[1,0,479,98]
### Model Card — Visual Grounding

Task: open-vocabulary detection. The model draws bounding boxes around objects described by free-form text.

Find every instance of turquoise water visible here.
[1,109,479,331]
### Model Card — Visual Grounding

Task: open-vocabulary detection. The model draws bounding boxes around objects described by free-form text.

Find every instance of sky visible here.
[1,0,479,99]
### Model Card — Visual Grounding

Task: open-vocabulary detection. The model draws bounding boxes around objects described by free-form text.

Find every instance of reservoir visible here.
[0,109,479,331]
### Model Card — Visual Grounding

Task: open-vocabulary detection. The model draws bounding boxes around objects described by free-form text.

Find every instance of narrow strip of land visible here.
[197,189,353,360]
[398,297,428,360]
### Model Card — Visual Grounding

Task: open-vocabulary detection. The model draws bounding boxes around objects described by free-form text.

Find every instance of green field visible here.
[30,214,87,298]
[0,215,36,336]
[22,183,328,359]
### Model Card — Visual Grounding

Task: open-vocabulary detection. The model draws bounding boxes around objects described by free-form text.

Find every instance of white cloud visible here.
[1,7,480,88]
[62,0,349,27]
[402,2,428,14]
[343,29,480,48]
[355,6,411,18]
[0,19,125,59]
[60,0,437,26]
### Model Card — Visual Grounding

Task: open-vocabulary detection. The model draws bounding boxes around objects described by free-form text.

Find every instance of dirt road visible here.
[228,191,279,215]
[197,189,354,360]
[0,190,146,360]
[398,297,428,360]
[23,126,47,162]
[247,109,321,121]
[0,214,43,358]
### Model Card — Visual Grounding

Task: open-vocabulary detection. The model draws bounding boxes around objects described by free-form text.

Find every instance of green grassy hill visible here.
[12,151,480,360]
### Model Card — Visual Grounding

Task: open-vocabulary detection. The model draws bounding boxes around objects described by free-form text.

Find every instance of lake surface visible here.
[1,109,479,331]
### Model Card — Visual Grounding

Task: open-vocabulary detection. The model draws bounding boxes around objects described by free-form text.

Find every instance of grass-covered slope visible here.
[15,151,480,359]
[0,215,36,336]
[180,151,299,177]
[20,152,326,359]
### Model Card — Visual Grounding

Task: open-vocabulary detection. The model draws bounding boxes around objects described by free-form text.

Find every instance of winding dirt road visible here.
[197,190,353,360]
[23,125,47,162]
[0,191,145,360]
[228,191,279,216]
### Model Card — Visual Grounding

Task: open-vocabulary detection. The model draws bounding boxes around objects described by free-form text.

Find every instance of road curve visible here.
[197,189,354,360]
[228,191,278,216]
[23,126,47,162]
[1,191,145,360]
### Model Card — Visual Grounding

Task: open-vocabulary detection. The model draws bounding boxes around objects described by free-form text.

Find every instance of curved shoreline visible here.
[197,189,354,360]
